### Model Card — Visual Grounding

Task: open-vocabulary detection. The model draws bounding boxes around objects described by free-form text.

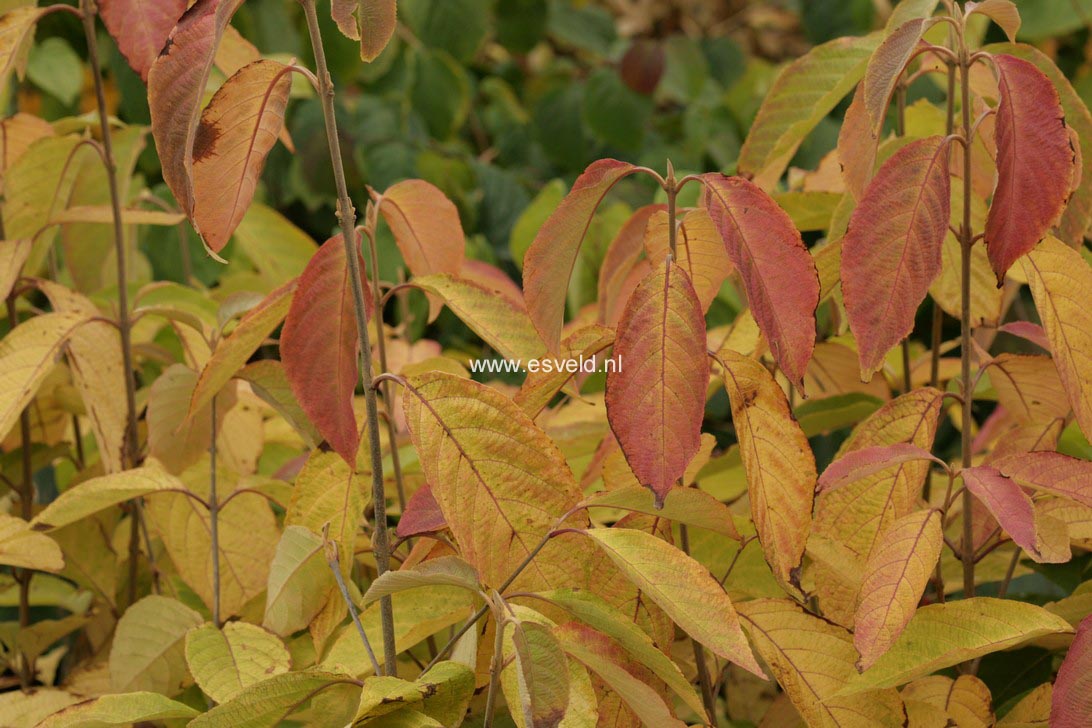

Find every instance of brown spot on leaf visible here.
[192,120,221,163]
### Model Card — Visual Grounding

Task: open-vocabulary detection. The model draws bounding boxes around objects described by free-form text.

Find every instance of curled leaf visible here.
[331,0,397,61]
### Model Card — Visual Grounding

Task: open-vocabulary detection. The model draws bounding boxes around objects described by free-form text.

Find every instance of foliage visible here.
[3,0,1092,726]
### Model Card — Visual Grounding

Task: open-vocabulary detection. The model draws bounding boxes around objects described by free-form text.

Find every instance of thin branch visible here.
[323,526,381,676]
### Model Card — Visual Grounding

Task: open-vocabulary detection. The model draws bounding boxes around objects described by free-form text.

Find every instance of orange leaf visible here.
[643,207,732,313]
[605,261,709,505]
[99,0,188,81]
[192,60,292,253]
[525,159,636,353]
[377,179,465,280]
[962,465,1070,564]
[331,0,397,62]
[966,0,1021,42]
[702,174,818,388]
[148,0,246,217]
[984,54,1077,283]
[597,204,664,325]
[280,234,372,466]
[842,136,951,379]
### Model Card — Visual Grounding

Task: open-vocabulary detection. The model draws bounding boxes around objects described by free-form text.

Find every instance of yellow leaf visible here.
[0,238,31,301]
[736,598,906,728]
[184,622,291,704]
[0,311,87,441]
[188,669,359,728]
[998,682,1051,725]
[0,514,63,571]
[262,525,337,637]
[643,208,733,312]
[354,661,474,725]
[285,450,364,579]
[842,598,1073,693]
[579,485,740,540]
[1023,236,1092,441]
[109,595,203,695]
[0,687,78,728]
[901,675,994,728]
[716,349,815,596]
[582,527,764,678]
[36,692,199,728]
[31,465,183,531]
[147,364,235,474]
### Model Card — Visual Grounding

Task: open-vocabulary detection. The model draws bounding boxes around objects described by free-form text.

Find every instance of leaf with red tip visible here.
[842,136,951,380]
[984,54,1077,283]
[966,0,1021,42]
[280,234,372,465]
[962,465,1070,563]
[854,509,943,671]
[396,484,446,538]
[524,159,636,352]
[605,261,709,506]
[331,0,397,62]
[597,204,664,325]
[191,60,292,253]
[99,0,188,81]
[378,179,465,280]
[702,174,818,388]
[994,451,1092,508]
[643,207,732,313]
[818,443,945,494]
[148,0,245,217]
[997,321,1050,351]
[1052,614,1092,728]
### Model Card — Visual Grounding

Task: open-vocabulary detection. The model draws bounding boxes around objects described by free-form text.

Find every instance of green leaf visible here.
[26,37,82,106]
[37,692,199,728]
[583,68,652,151]
[505,619,570,728]
[362,556,481,605]
[185,622,291,703]
[411,48,471,140]
[354,661,474,725]
[400,0,490,62]
[109,595,203,695]
[189,669,360,728]
[30,466,184,532]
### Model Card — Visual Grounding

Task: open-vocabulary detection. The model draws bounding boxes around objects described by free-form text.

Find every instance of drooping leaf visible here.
[605,261,709,505]
[842,598,1073,693]
[838,19,930,199]
[0,514,63,571]
[191,59,293,253]
[524,159,636,352]
[146,364,234,474]
[395,484,446,538]
[853,509,943,670]
[993,450,1092,508]
[98,0,188,81]
[581,527,764,677]
[0,311,87,441]
[109,595,203,695]
[378,179,465,282]
[331,0,397,61]
[362,556,481,604]
[818,443,944,494]
[717,349,815,595]
[281,233,373,465]
[988,353,1069,426]
[967,0,1021,41]
[0,6,43,102]
[147,0,246,216]
[37,692,199,728]
[410,274,545,363]
[703,175,818,388]
[0,113,54,192]
[962,465,1070,563]
[1051,613,1092,728]
[737,598,906,727]
[579,486,740,539]
[738,33,880,190]
[189,669,360,728]
[401,371,582,588]
[642,207,732,313]
[842,136,951,378]
[185,622,291,704]
[901,675,995,727]
[355,662,474,725]
[1022,237,1092,440]
[237,359,320,447]
[506,619,570,728]
[30,466,183,531]
[262,525,337,637]
[984,54,1077,283]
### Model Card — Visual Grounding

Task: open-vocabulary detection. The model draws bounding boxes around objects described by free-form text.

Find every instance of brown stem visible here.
[324,531,381,676]
[959,48,976,603]
[298,0,395,674]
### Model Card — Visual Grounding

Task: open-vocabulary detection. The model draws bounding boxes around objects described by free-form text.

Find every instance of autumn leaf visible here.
[0,6,44,102]
[98,0,188,81]
[148,0,246,217]
[110,595,203,695]
[962,465,1071,563]
[581,527,764,678]
[184,622,290,704]
[377,179,465,283]
[286,450,363,579]
[643,207,732,313]
[1022,237,1092,440]
[597,204,664,325]
[30,466,183,531]
[524,159,636,352]
[506,618,570,728]
[331,0,397,62]
[818,443,945,494]
[0,113,54,192]
[853,509,943,670]
[280,233,373,466]
[966,0,1021,41]
[0,239,31,301]
[902,675,994,727]
[984,54,1077,283]
[716,349,815,595]
[703,175,819,388]
[579,486,740,540]
[362,556,481,604]
[262,525,337,637]
[993,450,1092,508]
[514,324,614,417]
[147,364,234,474]
[396,484,446,538]
[0,514,64,572]
[191,59,293,253]
[189,669,360,728]
[842,136,951,378]
[1051,614,1092,728]
[605,261,709,505]
[37,693,199,728]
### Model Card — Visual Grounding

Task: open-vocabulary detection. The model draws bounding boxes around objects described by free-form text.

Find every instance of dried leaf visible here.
[98,0,188,81]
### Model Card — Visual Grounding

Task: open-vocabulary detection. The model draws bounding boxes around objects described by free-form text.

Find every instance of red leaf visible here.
[525,159,636,353]
[280,233,373,465]
[818,443,944,494]
[396,484,446,538]
[1052,614,1092,728]
[606,261,709,505]
[842,136,951,379]
[148,0,245,217]
[377,179,465,279]
[984,54,1077,283]
[99,0,187,82]
[995,451,1092,508]
[597,204,665,326]
[702,174,818,388]
[997,321,1051,351]
[962,465,1067,563]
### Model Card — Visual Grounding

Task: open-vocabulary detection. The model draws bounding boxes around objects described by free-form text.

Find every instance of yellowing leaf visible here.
[189,669,360,728]
[0,113,54,192]
[0,514,63,571]
[31,466,182,531]
[378,179,465,283]
[514,324,614,417]
[401,371,582,588]
[853,509,943,670]
[0,7,42,102]
[581,527,764,677]
[0,238,31,301]
[1000,682,1051,726]
[0,688,78,728]
[962,466,1070,564]
[506,619,570,728]
[1023,237,1092,441]
[843,598,1073,693]
[967,0,1020,40]
[1051,614,1092,728]
[36,692,199,728]
[355,662,474,725]
[901,675,994,728]
[331,0,397,61]
[147,364,234,474]
[597,204,663,325]
[605,261,709,504]
[362,556,481,604]
[285,450,363,580]
[737,598,905,728]
[109,595,203,695]
[716,349,815,595]
[0,311,87,441]
[184,622,291,704]
[643,208,732,312]
[262,525,337,637]
[580,485,740,540]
